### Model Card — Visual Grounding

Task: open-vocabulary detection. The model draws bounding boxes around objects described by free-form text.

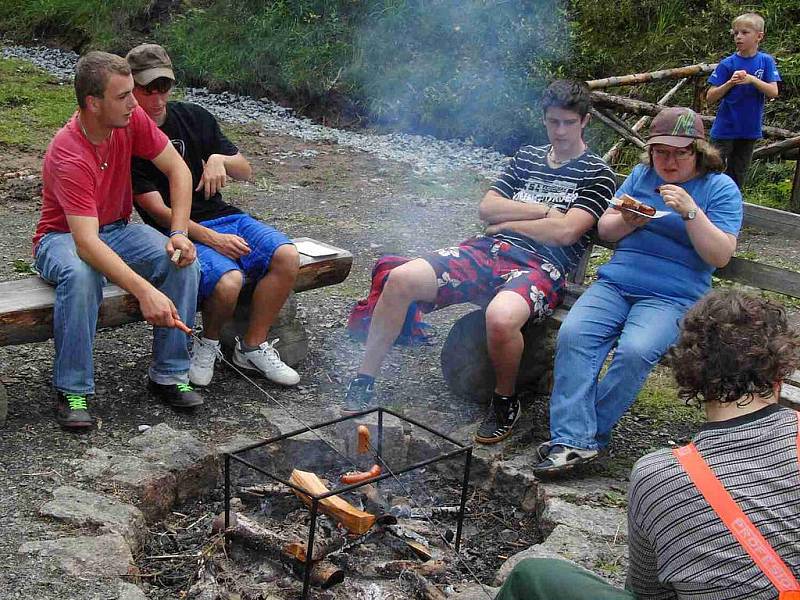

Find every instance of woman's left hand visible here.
[659,184,698,220]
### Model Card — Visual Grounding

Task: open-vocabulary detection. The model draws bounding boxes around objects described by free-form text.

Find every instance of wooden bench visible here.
[440,204,800,410]
[0,237,352,421]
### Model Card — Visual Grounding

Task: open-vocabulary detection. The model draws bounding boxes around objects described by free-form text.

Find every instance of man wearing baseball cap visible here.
[535,106,743,475]
[126,44,301,388]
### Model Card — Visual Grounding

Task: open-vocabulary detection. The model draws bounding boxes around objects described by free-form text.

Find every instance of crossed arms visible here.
[479,190,598,246]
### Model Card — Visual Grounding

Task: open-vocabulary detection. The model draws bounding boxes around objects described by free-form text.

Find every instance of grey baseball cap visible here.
[125,44,175,86]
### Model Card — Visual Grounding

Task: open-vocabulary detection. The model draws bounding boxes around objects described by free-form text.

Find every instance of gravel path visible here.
[1,44,508,179]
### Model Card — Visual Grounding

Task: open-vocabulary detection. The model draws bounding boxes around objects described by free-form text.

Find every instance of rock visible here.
[541,477,629,503]
[75,424,219,521]
[0,382,7,426]
[495,523,628,587]
[447,582,500,599]
[493,458,541,508]
[540,498,627,540]
[39,486,146,552]
[117,581,148,600]
[18,533,134,578]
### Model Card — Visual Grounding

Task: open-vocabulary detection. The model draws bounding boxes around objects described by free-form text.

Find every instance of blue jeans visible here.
[34,221,200,394]
[549,280,690,450]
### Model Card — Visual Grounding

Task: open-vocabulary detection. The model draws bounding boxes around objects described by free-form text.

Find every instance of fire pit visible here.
[223,407,473,599]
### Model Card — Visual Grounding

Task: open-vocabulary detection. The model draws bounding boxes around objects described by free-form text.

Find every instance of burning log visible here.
[401,571,448,600]
[586,63,716,89]
[220,511,345,588]
[374,559,447,578]
[307,561,345,588]
[289,469,377,535]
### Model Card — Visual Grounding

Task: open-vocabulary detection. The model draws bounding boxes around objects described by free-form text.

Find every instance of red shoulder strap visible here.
[673,418,800,596]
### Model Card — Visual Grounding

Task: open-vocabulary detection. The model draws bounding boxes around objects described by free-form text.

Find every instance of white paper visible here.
[295,240,338,257]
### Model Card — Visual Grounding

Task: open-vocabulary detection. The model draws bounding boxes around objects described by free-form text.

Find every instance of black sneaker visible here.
[148,379,204,408]
[55,392,93,430]
[475,395,521,444]
[342,377,376,415]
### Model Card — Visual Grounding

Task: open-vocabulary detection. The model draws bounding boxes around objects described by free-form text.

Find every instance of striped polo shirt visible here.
[627,405,800,599]
[490,144,615,274]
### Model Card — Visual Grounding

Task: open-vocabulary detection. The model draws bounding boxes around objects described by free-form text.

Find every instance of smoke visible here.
[352,0,571,153]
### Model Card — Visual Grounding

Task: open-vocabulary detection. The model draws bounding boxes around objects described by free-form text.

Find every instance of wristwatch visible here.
[682,208,697,221]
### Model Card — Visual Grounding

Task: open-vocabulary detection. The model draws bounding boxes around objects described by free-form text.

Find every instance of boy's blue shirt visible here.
[708,51,781,140]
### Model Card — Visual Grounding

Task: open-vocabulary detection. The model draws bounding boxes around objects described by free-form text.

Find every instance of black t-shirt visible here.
[131,101,241,230]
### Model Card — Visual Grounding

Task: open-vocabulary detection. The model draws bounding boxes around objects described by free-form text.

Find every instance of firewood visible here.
[374,559,446,578]
[307,561,345,588]
[586,63,716,89]
[289,469,377,535]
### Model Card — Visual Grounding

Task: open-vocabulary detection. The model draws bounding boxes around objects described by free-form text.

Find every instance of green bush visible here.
[1,0,798,172]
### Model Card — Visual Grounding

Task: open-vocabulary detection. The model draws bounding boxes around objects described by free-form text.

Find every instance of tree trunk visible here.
[440,309,557,400]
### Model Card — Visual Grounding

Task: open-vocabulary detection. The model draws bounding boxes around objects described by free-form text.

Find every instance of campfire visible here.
[218,408,472,598]
[137,408,543,599]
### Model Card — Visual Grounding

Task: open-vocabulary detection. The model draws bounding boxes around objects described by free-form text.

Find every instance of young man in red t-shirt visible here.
[33,51,202,429]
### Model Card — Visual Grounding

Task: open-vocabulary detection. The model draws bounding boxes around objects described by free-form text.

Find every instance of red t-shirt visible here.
[33,106,168,250]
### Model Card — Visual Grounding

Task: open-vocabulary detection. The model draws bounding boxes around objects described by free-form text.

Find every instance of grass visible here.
[630,365,703,427]
[0,58,75,150]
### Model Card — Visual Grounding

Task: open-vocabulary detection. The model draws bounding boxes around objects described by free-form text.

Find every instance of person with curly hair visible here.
[496,289,800,600]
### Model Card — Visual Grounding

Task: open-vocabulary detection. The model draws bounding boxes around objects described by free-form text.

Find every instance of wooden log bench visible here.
[441,214,800,411]
[0,237,352,422]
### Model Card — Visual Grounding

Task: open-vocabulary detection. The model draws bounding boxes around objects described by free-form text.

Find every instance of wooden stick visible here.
[603,78,688,162]
[592,91,797,140]
[752,135,800,160]
[374,559,447,578]
[591,108,646,149]
[289,469,377,535]
[586,63,716,89]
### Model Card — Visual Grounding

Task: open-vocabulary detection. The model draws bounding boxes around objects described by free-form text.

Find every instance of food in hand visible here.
[340,464,382,484]
[618,193,656,217]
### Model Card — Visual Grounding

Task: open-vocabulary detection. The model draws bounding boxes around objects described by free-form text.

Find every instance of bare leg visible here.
[201,270,244,341]
[243,244,300,347]
[485,291,531,396]
[359,258,439,376]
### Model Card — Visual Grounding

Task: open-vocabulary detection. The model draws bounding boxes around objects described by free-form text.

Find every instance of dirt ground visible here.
[1,119,800,599]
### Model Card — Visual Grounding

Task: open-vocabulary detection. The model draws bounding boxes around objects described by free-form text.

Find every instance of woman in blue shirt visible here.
[535,107,743,474]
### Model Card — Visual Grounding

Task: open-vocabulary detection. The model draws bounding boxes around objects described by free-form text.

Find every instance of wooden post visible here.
[586,63,716,89]
[751,135,800,160]
[590,108,646,149]
[591,92,798,140]
[603,78,688,164]
[791,160,800,214]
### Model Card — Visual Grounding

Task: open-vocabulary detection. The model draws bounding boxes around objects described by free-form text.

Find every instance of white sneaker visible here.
[232,337,300,386]
[189,337,220,386]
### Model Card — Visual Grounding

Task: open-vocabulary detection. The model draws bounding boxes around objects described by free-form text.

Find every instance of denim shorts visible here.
[421,235,565,321]
[196,213,292,303]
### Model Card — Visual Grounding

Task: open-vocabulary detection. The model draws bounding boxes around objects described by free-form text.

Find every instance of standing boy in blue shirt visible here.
[707,12,780,188]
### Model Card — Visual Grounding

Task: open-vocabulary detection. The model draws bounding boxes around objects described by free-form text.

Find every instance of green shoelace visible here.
[176,383,194,393]
[65,394,88,410]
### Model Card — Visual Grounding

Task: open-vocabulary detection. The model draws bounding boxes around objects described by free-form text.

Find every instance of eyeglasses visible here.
[652,147,695,161]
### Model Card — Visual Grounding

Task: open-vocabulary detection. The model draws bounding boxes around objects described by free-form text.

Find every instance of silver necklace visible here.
[547,144,585,168]
[78,115,112,171]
